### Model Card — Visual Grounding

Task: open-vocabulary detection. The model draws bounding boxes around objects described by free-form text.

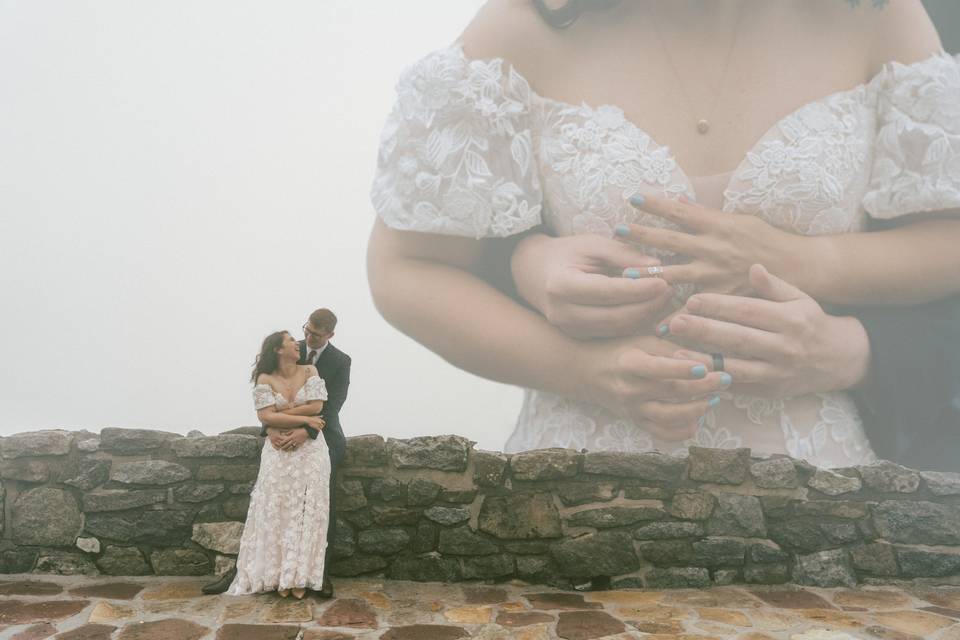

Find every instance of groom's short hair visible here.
[308,308,337,333]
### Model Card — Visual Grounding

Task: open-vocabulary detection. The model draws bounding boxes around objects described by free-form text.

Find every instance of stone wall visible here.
[1,428,959,589]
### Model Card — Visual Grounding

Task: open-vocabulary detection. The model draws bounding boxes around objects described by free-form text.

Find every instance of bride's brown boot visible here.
[292,588,306,599]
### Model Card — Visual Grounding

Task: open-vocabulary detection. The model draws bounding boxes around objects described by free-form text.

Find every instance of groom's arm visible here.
[323,355,351,416]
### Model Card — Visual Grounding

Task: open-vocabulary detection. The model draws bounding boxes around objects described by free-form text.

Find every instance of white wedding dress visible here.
[371,44,960,468]
[228,375,331,594]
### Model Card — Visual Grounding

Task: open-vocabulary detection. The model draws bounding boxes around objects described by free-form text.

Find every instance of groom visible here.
[203,308,350,596]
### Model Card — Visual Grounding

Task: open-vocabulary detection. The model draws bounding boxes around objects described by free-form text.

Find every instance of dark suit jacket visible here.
[848,296,960,472]
[300,340,350,466]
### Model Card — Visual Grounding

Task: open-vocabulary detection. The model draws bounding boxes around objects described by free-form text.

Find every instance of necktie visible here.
[307,350,317,364]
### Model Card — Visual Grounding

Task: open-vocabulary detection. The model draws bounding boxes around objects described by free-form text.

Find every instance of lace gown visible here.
[371,44,960,468]
[228,375,331,594]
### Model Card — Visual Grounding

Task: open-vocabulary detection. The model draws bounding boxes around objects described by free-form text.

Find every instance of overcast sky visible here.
[2,1,957,450]
[0,0,526,450]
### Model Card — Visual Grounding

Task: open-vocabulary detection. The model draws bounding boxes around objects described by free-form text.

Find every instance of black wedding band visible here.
[712,353,725,373]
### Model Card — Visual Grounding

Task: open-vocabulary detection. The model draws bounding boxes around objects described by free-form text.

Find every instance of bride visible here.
[367,0,960,468]
[228,330,330,598]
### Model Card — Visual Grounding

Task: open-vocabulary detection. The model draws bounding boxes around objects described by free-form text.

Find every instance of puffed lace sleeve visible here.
[370,43,543,238]
[862,53,960,219]
[253,384,276,411]
[303,375,328,402]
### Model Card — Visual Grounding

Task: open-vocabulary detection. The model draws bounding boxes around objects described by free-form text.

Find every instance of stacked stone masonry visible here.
[1,428,959,589]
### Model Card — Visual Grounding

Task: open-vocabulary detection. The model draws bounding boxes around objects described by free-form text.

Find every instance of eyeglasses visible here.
[302,324,331,340]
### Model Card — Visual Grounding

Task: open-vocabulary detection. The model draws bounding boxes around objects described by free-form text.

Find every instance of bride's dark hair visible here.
[251,330,289,383]
[531,0,888,29]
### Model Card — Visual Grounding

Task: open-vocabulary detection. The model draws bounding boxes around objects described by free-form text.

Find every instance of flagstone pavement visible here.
[1,575,960,640]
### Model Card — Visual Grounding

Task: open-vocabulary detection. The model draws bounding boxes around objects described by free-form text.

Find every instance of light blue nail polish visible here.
[691,364,707,379]
[708,395,721,408]
[629,194,646,207]
[614,223,630,236]
[719,372,733,387]
[657,324,669,336]
[623,268,641,279]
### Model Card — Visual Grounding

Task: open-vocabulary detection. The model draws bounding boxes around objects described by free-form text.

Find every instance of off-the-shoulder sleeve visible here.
[862,53,960,219]
[370,43,543,239]
[303,375,328,402]
[253,384,276,410]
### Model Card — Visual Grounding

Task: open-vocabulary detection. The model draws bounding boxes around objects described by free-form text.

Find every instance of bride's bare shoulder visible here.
[458,0,559,79]
[866,0,943,69]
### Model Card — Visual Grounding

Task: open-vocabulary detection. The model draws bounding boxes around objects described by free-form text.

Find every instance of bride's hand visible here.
[618,193,809,295]
[666,264,870,398]
[282,428,309,451]
[576,334,732,441]
[304,416,325,431]
[511,232,673,338]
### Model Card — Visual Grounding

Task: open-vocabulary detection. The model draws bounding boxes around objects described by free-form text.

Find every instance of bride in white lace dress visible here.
[367,0,960,468]
[229,330,330,598]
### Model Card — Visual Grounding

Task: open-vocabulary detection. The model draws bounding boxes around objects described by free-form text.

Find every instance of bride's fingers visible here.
[615,222,708,258]
[620,351,715,380]
[674,349,775,385]
[626,192,716,233]
[590,235,662,271]
[557,269,671,306]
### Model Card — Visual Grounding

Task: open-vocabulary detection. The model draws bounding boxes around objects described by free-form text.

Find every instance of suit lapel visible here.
[298,340,307,365]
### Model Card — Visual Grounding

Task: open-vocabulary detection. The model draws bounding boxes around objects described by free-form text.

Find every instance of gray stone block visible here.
[83,489,167,512]
[389,435,473,472]
[551,531,639,577]
[358,528,411,555]
[99,428,180,454]
[794,549,857,587]
[858,461,920,493]
[424,506,470,526]
[565,505,667,529]
[171,434,259,459]
[873,501,960,545]
[750,458,799,489]
[0,430,72,459]
[11,487,83,546]
[478,493,561,539]
[473,450,508,487]
[688,446,751,485]
[808,468,862,496]
[110,460,190,485]
[511,448,581,481]
[708,493,766,537]
[582,451,684,483]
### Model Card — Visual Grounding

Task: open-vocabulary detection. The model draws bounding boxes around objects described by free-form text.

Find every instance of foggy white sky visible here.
[0,0,525,450]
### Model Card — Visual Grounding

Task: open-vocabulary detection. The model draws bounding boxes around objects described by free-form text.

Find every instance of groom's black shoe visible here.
[316,576,334,599]
[202,567,237,595]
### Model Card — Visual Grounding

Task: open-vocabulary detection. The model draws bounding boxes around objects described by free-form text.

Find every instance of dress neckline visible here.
[450,42,951,204]
[257,374,318,406]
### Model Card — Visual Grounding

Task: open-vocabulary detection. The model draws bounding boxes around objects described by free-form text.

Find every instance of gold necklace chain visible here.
[650,3,748,135]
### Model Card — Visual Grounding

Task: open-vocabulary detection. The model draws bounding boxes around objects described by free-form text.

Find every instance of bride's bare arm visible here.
[278,401,323,417]
[622,195,960,305]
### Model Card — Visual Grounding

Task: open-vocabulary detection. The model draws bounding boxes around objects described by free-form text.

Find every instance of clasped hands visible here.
[512,193,870,440]
[266,416,325,452]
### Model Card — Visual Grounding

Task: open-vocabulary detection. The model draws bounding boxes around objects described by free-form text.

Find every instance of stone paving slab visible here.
[1,575,960,639]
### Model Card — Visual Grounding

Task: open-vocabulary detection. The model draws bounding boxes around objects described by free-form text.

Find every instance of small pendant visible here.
[697,119,710,135]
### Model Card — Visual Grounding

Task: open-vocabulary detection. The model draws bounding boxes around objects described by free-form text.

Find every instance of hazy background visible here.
[0,1,957,448]
[0,0,521,448]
